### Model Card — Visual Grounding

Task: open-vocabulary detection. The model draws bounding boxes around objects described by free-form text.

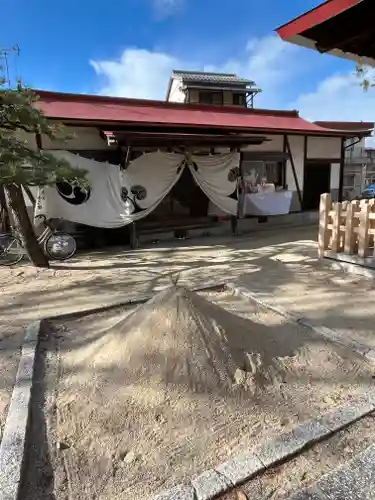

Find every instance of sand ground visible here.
[3,225,375,434]
[20,290,374,500]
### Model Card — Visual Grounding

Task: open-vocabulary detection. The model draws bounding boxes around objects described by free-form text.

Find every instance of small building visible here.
[166,70,262,108]
[27,89,369,249]
[314,121,374,199]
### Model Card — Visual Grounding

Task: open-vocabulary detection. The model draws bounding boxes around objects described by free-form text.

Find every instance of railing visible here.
[318,193,375,259]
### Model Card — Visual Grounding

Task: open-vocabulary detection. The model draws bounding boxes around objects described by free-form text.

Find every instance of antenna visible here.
[0,45,20,87]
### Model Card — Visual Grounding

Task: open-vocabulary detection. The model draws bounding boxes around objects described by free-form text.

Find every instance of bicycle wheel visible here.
[0,234,24,266]
[44,232,77,260]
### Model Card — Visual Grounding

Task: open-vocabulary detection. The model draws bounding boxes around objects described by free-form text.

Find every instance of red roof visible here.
[314,121,374,133]
[276,0,362,40]
[275,0,375,66]
[33,89,362,137]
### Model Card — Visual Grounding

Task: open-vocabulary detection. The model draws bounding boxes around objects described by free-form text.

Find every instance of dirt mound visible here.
[50,288,371,500]
[84,286,349,395]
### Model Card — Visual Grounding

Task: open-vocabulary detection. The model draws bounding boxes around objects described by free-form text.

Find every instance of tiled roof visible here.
[32,89,367,137]
[314,121,374,131]
[171,70,254,85]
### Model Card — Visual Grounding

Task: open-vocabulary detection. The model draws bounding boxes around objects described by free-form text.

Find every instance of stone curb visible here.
[152,393,375,500]
[287,442,375,499]
[226,283,375,361]
[45,282,226,322]
[0,320,42,500]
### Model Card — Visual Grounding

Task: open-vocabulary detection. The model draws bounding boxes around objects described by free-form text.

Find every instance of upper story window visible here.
[232,93,245,106]
[198,91,223,105]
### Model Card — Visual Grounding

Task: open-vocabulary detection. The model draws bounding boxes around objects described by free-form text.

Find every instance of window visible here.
[199,91,223,105]
[241,160,284,191]
[233,93,245,106]
[343,174,355,188]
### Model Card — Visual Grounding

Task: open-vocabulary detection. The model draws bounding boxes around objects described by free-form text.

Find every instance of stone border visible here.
[287,439,375,499]
[226,283,375,363]
[326,256,375,280]
[153,393,375,500]
[0,320,42,500]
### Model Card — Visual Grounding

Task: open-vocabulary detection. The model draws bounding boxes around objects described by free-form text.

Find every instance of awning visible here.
[103,130,268,147]
[276,0,375,66]
[33,89,364,137]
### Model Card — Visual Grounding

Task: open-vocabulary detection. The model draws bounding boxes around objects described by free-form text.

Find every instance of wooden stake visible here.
[344,200,359,255]
[318,192,331,258]
[358,202,371,258]
[331,202,342,253]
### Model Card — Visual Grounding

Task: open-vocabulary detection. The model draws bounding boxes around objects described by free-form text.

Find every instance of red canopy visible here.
[34,89,362,137]
[276,0,375,66]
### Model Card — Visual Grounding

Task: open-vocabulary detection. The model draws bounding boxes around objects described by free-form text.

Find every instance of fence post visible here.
[358,203,371,258]
[318,192,331,259]
[331,202,342,253]
[344,202,355,254]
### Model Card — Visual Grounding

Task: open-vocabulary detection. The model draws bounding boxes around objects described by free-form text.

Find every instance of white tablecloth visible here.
[240,191,293,217]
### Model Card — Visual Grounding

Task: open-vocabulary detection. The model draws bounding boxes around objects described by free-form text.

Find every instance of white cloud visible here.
[90,36,298,106]
[292,70,375,122]
[90,36,375,138]
[152,0,184,18]
[90,49,180,99]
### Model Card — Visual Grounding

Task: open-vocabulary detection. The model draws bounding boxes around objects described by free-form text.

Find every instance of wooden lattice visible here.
[318,193,375,259]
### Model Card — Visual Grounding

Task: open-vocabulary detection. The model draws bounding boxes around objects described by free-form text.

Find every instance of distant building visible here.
[315,121,374,199]
[166,70,261,108]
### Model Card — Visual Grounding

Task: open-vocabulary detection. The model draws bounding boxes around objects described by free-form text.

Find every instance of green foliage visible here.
[0,81,88,187]
[356,65,375,91]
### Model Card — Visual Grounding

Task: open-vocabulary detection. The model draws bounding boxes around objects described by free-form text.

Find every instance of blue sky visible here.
[2,0,375,130]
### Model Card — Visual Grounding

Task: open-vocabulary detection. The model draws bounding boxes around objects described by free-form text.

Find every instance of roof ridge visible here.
[172,70,238,77]
[31,89,299,118]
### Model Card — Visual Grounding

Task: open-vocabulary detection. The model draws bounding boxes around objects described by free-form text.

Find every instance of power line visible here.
[0,45,20,87]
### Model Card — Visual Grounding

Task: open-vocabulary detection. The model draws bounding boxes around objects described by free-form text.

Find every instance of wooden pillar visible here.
[285,135,303,210]
[338,137,345,202]
[318,192,332,258]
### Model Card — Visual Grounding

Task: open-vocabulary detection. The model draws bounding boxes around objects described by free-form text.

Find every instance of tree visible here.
[356,65,375,91]
[0,82,87,267]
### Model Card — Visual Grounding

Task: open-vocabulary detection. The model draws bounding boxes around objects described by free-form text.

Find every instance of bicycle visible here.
[0,215,77,266]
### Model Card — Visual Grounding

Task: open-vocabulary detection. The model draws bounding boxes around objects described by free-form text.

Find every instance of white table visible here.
[240,191,293,217]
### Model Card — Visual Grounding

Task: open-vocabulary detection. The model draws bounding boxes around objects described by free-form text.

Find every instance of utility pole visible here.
[0,45,20,87]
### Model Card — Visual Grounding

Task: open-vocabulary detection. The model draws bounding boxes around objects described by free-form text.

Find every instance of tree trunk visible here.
[0,185,10,233]
[5,183,49,268]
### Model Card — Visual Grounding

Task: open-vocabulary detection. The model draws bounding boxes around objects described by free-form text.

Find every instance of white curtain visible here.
[34,151,184,228]
[120,151,185,222]
[189,152,240,216]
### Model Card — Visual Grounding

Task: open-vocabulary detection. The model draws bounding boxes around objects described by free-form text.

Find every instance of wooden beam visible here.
[285,135,303,209]
[338,137,345,202]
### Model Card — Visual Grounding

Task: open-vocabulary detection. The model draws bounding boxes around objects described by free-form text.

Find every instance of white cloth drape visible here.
[34,151,184,228]
[189,153,240,216]
[34,150,240,228]
[120,151,185,222]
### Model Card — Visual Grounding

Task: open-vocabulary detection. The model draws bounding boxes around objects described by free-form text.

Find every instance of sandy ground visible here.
[22,289,374,500]
[3,225,375,436]
[1,227,316,432]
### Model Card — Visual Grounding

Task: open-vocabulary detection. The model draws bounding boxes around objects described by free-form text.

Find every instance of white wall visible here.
[241,135,284,152]
[168,78,185,103]
[330,163,341,190]
[41,126,109,150]
[307,136,341,159]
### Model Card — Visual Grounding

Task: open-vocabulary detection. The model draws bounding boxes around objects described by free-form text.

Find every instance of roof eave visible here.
[275,0,363,41]
[41,116,359,137]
